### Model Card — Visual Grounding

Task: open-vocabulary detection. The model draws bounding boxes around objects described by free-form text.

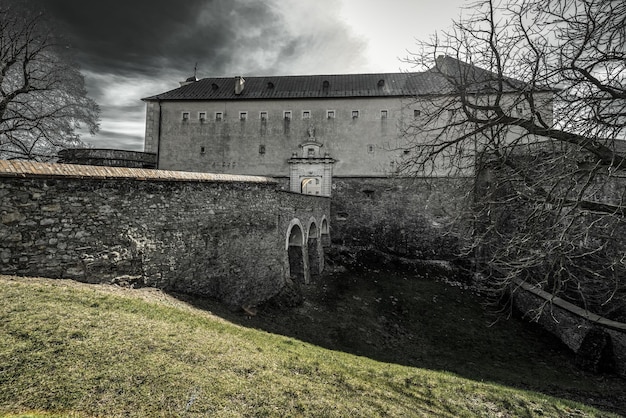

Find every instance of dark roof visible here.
[143,56,549,101]
[432,55,534,93]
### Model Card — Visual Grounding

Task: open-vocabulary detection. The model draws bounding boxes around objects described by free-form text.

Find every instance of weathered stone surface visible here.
[1,211,25,224]
[330,177,466,260]
[512,282,626,378]
[0,174,329,307]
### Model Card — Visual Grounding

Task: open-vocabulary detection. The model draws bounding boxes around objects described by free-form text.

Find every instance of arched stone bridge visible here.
[285,216,330,286]
[0,160,331,308]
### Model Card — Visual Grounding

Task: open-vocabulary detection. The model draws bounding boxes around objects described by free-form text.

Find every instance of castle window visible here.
[260,111,268,120]
[182,112,190,121]
[215,112,223,121]
[239,111,247,121]
[367,145,374,153]
[327,110,335,119]
[413,109,421,117]
[284,111,292,120]
[302,110,311,119]
[380,110,388,119]
[200,146,205,154]
[198,112,206,122]
[352,110,359,119]
[259,144,266,154]
[307,148,315,157]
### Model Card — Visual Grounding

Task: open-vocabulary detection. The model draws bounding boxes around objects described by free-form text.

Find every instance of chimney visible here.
[234,76,245,95]
[179,75,198,87]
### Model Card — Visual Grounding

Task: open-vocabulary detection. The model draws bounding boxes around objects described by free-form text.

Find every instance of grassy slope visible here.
[0,275,623,417]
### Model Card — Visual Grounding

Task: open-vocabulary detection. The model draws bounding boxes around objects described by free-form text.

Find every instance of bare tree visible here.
[400,0,626,320]
[0,0,99,161]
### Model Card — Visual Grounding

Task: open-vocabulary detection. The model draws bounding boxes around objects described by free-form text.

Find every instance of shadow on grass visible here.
[167,269,626,416]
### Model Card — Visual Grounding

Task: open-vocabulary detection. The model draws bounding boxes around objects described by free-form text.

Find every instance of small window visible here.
[198,112,206,122]
[215,112,223,121]
[380,110,388,119]
[413,109,421,118]
[239,111,247,121]
[260,111,268,121]
[284,111,292,120]
[352,110,359,119]
[259,144,266,154]
[307,148,315,157]
[182,112,190,121]
[200,146,205,154]
[367,145,374,153]
[302,110,311,119]
[327,110,335,119]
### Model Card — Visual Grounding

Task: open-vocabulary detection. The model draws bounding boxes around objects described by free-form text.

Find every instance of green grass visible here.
[0,275,623,417]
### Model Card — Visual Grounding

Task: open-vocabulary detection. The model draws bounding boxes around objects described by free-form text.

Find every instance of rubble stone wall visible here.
[0,161,329,307]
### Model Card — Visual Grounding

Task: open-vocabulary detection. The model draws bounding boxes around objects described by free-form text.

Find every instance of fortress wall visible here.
[330,177,468,259]
[0,161,329,307]
[512,281,626,378]
[153,97,407,177]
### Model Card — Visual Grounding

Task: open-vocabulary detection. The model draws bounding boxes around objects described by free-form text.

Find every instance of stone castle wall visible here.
[330,177,468,260]
[512,280,626,378]
[0,161,329,307]
[147,96,408,177]
[57,148,157,168]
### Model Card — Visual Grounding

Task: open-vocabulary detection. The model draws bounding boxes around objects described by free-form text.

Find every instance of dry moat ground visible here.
[173,267,626,416]
[2,267,625,416]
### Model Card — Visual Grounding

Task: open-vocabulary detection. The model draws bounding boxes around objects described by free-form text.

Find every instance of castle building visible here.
[141,56,554,257]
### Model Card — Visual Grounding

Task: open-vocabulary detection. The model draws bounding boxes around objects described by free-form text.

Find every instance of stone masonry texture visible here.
[0,161,329,307]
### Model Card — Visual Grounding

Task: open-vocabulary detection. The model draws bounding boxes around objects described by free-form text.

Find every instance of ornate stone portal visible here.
[288,128,335,196]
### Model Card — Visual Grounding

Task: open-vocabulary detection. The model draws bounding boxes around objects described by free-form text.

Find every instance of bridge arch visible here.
[286,219,306,284]
[307,218,321,279]
[320,216,330,247]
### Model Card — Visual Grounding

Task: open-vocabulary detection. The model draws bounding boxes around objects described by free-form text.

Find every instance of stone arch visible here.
[575,327,616,374]
[320,216,330,247]
[286,220,306,284]
[307,219,321,279]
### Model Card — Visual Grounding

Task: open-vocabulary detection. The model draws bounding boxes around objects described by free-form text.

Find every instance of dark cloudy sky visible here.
[32,0,466,151]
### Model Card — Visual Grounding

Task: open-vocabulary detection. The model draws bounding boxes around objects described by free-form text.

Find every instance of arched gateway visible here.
[286,221,306,284]
[308,221,321,278]
[285,217,327,284]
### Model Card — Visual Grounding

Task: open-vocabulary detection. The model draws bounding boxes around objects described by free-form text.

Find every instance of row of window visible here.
[181,109,392,122]
[181,107,523,122]
[199,144,376,156]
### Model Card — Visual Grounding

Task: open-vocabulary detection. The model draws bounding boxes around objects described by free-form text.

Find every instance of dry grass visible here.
[0,275,622,417]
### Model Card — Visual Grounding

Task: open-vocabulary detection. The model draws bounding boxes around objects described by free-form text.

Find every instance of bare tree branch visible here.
[401,0,626,320]
[0,0,100,161]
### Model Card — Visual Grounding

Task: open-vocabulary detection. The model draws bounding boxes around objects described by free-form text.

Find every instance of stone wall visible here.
[57,148,157,168]
[330,177,468,260]
[0,161,329,308]
[512,280,626,378]
[149,96,408,177]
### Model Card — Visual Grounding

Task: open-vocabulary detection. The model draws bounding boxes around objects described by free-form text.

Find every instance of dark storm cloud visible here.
[34,0,290,77]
